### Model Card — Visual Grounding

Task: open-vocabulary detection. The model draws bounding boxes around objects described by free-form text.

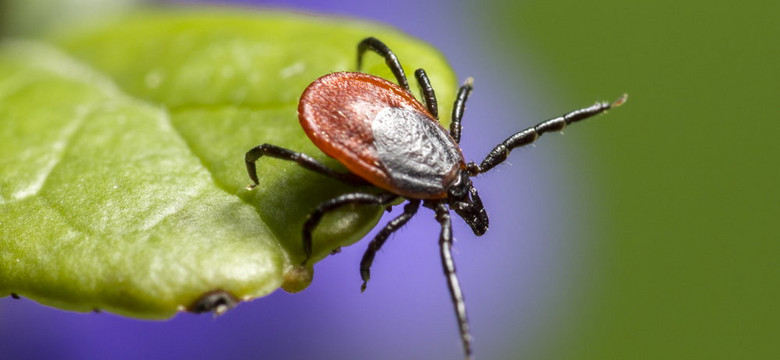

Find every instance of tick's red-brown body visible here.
[299,72,465,199]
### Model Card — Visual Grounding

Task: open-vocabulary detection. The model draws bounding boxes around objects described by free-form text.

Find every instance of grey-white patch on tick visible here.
[372,107,462,196]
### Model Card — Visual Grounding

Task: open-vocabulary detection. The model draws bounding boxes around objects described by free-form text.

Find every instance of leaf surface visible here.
[0,10,456,317]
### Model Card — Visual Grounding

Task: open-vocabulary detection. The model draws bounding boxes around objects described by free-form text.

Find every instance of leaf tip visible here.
[281,264,314,293]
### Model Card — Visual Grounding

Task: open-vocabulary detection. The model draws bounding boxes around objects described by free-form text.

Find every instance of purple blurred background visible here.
[0,1,600,359]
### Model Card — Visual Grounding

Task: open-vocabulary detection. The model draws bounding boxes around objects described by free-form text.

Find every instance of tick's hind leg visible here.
[245,144,368,188]
[359,199,421,292]
[357,37,410,92]
[302,192,398,265]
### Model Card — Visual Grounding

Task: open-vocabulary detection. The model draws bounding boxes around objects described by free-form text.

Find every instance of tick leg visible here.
[302,192,398,265]
[357,37,411,92]
[245,144,368,188]
[450,78,474,144]
[414,69,438,119]
[472,94,628,174]
[433,202,473,360]
[359,199,421,292]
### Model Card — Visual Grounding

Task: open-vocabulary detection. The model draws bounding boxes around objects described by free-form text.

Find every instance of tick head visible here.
[448,171,489,236]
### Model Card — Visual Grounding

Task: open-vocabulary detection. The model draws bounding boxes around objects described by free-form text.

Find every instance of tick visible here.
[245,37,626,359]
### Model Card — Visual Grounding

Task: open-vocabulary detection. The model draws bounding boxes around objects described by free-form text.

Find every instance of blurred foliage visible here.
[480,0,779,358]
[0,0,142,37]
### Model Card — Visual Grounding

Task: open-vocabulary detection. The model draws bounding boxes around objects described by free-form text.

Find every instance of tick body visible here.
[245,37,626,360]
[299,72,464,199]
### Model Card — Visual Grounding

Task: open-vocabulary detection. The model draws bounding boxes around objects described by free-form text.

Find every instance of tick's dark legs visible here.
[356,38,438,116]
[302,192,398,264]
[414,69,438,119]
[471,94,628,174]
[450,78,474,144]
[359,199,421,292]
[245,144,368,188]
[431,202,473,360]
[357,37,410,92]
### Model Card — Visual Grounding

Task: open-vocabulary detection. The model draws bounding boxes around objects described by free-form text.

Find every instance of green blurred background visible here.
[482,0,778,358]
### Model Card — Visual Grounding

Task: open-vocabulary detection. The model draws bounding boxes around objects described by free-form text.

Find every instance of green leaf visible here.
[0,10,456,318]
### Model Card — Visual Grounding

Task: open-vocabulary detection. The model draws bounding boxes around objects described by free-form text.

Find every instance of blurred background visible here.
[1,0,777,359]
